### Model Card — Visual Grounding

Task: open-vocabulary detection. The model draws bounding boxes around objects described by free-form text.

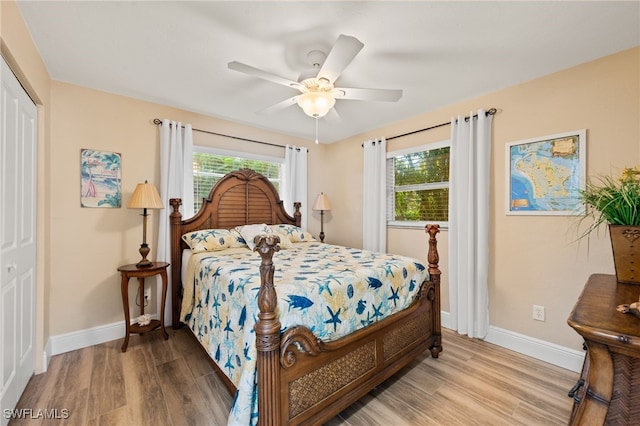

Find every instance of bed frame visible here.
[169,169,442,426]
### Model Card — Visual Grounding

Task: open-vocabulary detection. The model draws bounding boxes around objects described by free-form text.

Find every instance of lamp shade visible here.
[313,193,332,211]
[127,181,164,209]
[297,92,335,118]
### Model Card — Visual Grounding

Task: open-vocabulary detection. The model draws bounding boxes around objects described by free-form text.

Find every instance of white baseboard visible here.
[440,311,585,373]
[47,320,125,358]
[45,314,160,364]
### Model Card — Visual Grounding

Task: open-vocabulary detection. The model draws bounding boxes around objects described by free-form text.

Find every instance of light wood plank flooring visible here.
[9,327,579,425]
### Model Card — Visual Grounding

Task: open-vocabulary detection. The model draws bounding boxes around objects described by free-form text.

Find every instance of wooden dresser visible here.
[567,274,640,425]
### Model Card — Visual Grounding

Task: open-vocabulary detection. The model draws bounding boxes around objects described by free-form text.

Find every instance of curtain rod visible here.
[386,107,497,141]
[152,118,290,150]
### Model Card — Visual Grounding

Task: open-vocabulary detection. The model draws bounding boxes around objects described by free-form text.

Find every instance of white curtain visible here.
[448,109,493,338]
[282,145,308,229]
[157,119,193,326]
[362,138,387,252]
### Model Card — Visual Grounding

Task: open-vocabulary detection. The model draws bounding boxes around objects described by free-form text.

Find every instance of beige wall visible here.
[326,46,640,350]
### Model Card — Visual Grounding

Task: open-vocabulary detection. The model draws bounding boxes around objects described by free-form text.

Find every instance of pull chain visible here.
[315,117,319,144]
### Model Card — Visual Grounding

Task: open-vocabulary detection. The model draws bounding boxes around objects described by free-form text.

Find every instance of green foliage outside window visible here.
[391,146,450,222]
[193,152,281,212]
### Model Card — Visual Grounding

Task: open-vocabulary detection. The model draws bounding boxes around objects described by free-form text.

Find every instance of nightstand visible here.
[118,262,169,352]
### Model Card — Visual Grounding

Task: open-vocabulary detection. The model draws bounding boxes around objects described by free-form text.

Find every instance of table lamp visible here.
[128,181,164,267]
[312,192,332,242]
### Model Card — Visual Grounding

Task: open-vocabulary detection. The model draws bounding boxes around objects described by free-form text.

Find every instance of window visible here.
[387,140,450,228]
[193,148,282,212]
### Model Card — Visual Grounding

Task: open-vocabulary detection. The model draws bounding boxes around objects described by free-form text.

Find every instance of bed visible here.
[169,168,442,426]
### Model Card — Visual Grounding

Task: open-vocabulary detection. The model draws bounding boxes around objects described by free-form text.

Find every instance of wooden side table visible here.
[118,262,169,352]
[567,274,640,425]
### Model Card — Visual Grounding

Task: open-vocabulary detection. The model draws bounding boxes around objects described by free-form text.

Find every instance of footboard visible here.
[280,279,440,425]
[254,225,442,426]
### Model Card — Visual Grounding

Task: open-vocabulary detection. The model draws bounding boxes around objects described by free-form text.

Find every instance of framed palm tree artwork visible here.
[81,148,122,208]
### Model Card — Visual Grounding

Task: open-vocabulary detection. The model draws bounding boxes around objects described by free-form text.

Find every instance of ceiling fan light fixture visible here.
[296,91,335,118]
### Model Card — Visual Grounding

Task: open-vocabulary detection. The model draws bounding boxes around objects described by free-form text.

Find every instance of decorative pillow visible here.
[273,232,293,249]
[235,224,273,250]
[182,229,247,253]
[270,224,316,243]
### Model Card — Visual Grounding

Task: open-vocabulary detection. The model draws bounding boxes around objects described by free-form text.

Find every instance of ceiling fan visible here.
[228,34,403,124]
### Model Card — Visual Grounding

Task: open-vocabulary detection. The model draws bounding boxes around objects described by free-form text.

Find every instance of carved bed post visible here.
[254,234,282,426]
[426,224,442,357]
[170,198,183,329]
[293,202,302,228]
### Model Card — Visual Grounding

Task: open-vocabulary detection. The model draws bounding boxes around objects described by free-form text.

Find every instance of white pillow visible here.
[235,224,272,250]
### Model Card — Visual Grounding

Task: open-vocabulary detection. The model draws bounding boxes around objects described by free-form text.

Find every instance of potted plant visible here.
[580,166,640,283]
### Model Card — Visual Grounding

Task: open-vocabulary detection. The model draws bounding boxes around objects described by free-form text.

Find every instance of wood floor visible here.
[10,327,579,426]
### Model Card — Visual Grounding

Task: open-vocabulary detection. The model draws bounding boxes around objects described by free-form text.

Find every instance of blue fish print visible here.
[368,277,383,289]
[228,281,235,295]
[356,299,367,315]
[414,262,425,271]
[286,295,314,311]
[243,342,251,360]
[347,284,354,299]
[215,344,221,362]
[409,279,416,292]
[403,267,408,279]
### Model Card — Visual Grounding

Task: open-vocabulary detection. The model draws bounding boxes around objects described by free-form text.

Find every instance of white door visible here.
[0,56,37,423]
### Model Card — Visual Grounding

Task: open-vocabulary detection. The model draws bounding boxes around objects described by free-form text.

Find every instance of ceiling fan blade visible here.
[317,35,364,84]
[323,107,341,124]
[228,61,302,89]
[334,87,403,102]
[256,95,300,115]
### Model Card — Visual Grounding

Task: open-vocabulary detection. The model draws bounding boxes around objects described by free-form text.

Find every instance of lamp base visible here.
[136,259,153,268]
[137,243,153,268]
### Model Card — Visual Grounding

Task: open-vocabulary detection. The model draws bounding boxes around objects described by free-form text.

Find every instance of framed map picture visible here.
[81,149,122,208]
[506,129,586,215]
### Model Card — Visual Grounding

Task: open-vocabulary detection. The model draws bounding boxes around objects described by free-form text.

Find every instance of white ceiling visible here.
[17,1,640,143]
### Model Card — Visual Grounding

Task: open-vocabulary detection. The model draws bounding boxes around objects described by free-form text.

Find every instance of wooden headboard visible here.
[169,169,301,326]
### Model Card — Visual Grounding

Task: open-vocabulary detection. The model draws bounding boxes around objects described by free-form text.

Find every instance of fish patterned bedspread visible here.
[181,241,429,425]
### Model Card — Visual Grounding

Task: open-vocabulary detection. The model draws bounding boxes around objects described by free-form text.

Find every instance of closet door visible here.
[0,56,37,423]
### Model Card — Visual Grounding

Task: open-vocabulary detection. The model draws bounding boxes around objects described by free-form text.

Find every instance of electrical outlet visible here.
[144,287,151,302]
[533,305,545,321]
